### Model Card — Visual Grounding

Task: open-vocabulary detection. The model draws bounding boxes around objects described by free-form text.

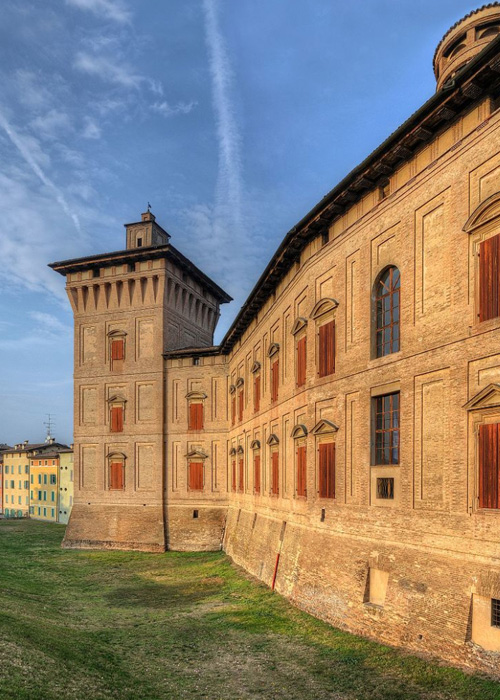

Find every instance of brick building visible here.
[50,5,500,673]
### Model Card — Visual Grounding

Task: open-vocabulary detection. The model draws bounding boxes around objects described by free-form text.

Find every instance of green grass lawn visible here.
[0,520,499,700]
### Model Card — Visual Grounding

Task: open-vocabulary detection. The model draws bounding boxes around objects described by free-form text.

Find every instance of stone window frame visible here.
[291,424,308,498]
[229,446,237,492]
[268,344,280,404]
[107,451,126,491]
[250,440,261,495]
[310,299,338,378]
[251,362,261,414]
[372,266,401,359]
[267,433,280,496]
[107,329,127,369]
[186,391,207,432]
[311,420,338,500]
[236,445,245,492]
[236,377,244,423]
[107,393,127,433]
[186,449,208,492]
[291,318,308,389]
[463,191,500,327]
[229,384,236,427]
[465,383,500,514]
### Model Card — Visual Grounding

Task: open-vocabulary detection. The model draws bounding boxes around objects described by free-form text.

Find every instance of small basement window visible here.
[377,477,394,499]
[492,599,500,628]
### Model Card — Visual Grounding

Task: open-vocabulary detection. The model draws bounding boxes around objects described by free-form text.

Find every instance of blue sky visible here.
[0,0,480,444]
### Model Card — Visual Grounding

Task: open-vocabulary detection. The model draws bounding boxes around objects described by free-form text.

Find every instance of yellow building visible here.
[58,447,74,525]
[30,452,60,522]
[3,443,32,518]
[2,440,70,519]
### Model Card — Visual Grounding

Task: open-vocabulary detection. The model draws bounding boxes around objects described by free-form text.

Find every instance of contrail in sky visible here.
[0,112,82,234]
[202,0,244,230]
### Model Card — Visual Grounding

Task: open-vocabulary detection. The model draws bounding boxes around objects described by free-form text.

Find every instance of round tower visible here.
[434,3,500,91]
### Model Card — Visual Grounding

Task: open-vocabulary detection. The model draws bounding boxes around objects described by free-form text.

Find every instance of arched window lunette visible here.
[373,266,400,358]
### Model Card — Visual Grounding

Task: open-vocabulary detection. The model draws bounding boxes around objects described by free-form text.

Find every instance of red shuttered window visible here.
[231,396,236,426]
[478,423,500,509]
[254,375,260,413]
[238,391,244,422]
[110,462,124,490]
[231,460,236,492]
[296,337,307,387]
[318,443,335,499]
[111,339,124,361]
[296,445,307,497]
[189,462,203,491]
[271,451,279,495]
[254,455,261,494]
[188,403,203,431]
[479,234,500,322]
[271,359,279,403]
[238,458,244,492]
[318,321,335,377]
[110,405,124,433]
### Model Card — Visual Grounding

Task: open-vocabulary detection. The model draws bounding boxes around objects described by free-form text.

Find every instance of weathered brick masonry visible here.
[51,5,500,674]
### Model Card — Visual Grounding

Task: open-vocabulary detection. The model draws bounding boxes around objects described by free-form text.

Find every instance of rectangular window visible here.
[254,375,260,413]
[188,462,203,491]
[271,359,279,403]
[296,336,307,387]
[38,491,42,500]
[188,403,203,431]
[373,392,400,465]
[492,599,500,628]
[238,458,244,492]
[271,451,279,495]
[50,475,56,485]
[296,445,307,497]
[231,396,236,427]
[51,508,55,518]
[376,477,394,499]
[110,462,124,490]
[318,443,335,499]
[38,475,41,484]
[318,321,335,377]
[254,455,261,494]
[44,475,47,485]
[479,233,500,322]
[51,491,55,502]
[478,423,500,509]
[238,391,244,422]
[231,460,236,492]
[111,338,125,363]
[30,474,33,484]
[111,405,124,433]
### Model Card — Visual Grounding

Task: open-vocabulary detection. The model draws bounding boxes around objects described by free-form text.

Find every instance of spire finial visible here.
[147,201,151,212]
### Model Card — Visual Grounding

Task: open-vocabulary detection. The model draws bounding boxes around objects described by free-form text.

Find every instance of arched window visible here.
[375,267,400,357]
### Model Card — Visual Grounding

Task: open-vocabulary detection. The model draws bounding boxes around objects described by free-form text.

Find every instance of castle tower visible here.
[50,212,231,551]
[434,3,500,90]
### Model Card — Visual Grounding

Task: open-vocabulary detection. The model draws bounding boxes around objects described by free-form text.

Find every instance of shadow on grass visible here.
[105,579,222,609]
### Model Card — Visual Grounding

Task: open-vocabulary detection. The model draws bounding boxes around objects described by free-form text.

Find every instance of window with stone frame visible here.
[251,440,261,494]
[478,422,500,509]
[373,392,400,466]
[291,317,308,389]
[268,344,280,404]
[108,330,126,370]
[237,447,244,492]
[310,299,338,379]
[229,448,237,492]
[187,392,206,432]
[188,461,204,491]
[236,378,244,422]
[374,266,400,357]
[291,424,308,497]
[252,362,261,413]
[230,385,236,426]
[268,434,280,496]
[108,453,125,490]
[108,395,126,433]
[478,232,500,322]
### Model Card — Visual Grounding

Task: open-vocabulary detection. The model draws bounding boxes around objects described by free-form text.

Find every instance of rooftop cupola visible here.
[434,3,500,91]
[124,209,171,250]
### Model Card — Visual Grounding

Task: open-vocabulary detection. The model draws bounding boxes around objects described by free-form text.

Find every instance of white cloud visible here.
[81,117,101,139]
[29,312,71,335]
[30,110,73,141]
[151,100,197,118]
[74,51,143,88]
[65,0,131,24]
[0,112,81,234]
